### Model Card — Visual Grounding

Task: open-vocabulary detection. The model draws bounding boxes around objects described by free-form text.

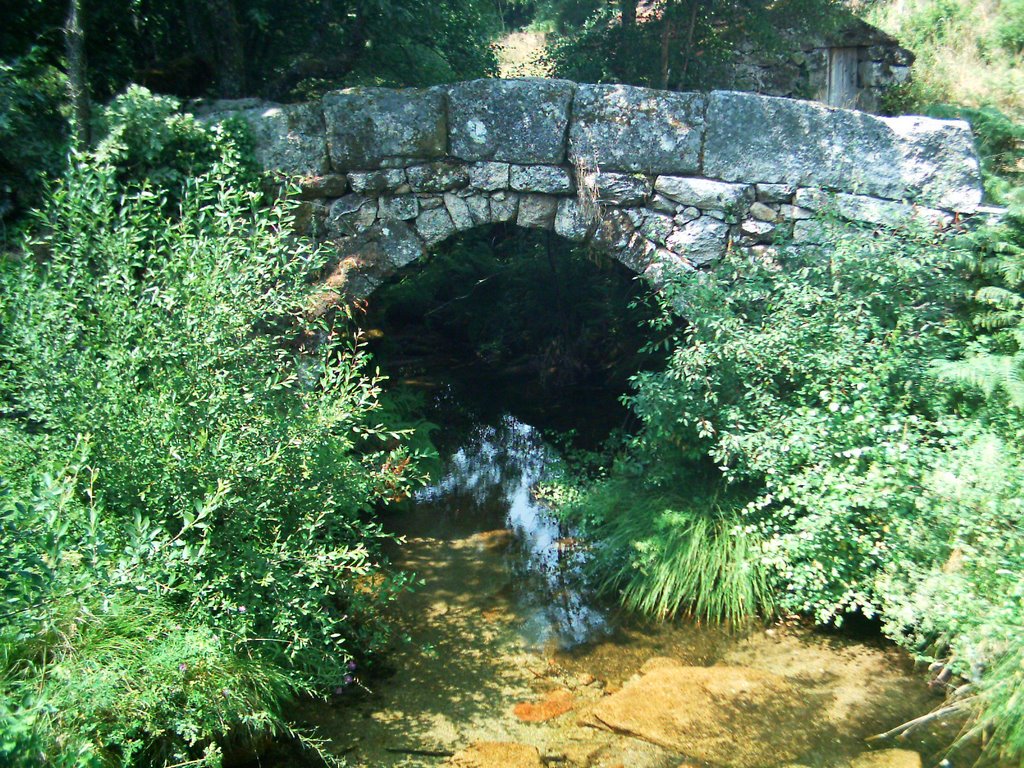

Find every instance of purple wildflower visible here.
[179,663,188,672]
[343,674,354,684]
[347,660,357,671]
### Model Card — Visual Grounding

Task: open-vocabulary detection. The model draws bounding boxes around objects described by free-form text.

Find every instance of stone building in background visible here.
[731,15,913,114]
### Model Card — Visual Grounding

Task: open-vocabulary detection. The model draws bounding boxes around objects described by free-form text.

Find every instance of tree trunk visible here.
[660,1,676,89]
[622,0,637,28]
[677,0,701,89]
[184,0,246,97]
[64,0,91,147]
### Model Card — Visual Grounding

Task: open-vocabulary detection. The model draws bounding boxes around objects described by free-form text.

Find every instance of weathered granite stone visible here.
[665,216,730,265]
[463,193,490,226]
[376,220,426,270]
[509,165,574,194]
[704,91,982,212]
[622,209,645,232]
[407,162,470,192]
[649,193,677,214]
[749,201,779,222]
[327,194,377,236]
[655,176,751,211]
[755,183,795,203]
[793,219,830,243]
[674,207,701,225]
[469,162,510,191]
[348,169,406,194]
[740,219,777,242]
[292,200,328,237]
[444,192,475,231]
[777,204,813,220]
[569,84,705,174]
[618,231,658,272]
[199,101,328,176]
[596,172,652,205]
[646,248,695,285]
[835,192,952,227]
[297,174,348,199]
[448,78,575,164]
[489,191,520,222]
[794,188,829,210]
[378,195,418,221]
[517,194,559,229]
[417,194,444,210]
[637,211,675,246]
[415,207,457,246]
[591,208,636,253]
[554,198,593,242]
[323,87,445,169]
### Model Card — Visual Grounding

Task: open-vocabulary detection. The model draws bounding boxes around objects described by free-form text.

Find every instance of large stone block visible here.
[554,198,594,242]
[704,91,982,212]
[569,84,705,174]
[654,176,751,211]
[665,216,730,266]
[196,100,328,176]
[517,194,559,229]
[596,172,652,205]
[326,194,377,237]
[323,87,446,170]
[448,79,575,164]
[510,165,574,194]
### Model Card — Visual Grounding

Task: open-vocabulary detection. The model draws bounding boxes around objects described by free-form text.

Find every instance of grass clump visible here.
[560,479,772,623]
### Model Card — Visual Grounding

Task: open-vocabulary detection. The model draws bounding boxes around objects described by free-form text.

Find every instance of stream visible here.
[290,384,967,768]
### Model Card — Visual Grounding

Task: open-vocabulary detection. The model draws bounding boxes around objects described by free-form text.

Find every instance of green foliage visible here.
[564,207,1024,761]
[0,89,416,765]
[933,193,1024,409]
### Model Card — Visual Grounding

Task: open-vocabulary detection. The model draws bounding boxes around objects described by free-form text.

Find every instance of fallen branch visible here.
[867,702,970,743]
[384,746,455,758]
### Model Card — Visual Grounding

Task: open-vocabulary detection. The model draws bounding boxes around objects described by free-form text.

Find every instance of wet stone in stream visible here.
[288,414,955,768]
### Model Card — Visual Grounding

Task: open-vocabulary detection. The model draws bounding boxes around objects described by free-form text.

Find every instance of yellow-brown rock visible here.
[583,659,816,768]
[446,741,544,768]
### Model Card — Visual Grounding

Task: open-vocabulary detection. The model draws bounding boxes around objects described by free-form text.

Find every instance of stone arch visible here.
[194,78,988,301]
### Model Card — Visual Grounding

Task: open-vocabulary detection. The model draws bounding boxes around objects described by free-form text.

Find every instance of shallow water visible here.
[290,405,974,768]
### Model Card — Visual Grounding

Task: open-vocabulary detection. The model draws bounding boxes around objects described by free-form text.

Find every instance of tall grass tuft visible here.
[577,481,772,623]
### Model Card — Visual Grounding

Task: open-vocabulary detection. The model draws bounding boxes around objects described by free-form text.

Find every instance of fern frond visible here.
[934,353,1024,409]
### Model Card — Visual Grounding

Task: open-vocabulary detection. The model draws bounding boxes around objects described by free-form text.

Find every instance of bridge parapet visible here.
[193,79,985,299]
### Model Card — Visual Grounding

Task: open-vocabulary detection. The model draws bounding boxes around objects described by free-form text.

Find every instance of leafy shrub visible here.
[0,88,417,765]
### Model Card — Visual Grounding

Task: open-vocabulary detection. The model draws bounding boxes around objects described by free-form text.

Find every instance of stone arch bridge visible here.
[196,78,985,298]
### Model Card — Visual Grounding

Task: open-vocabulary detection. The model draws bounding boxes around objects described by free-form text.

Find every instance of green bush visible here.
[0,88,417,765]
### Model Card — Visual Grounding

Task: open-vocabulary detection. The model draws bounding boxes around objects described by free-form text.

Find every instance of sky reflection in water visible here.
[414,414,609,649]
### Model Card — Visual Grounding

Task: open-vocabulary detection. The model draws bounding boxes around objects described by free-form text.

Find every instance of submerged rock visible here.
[446,742,544,768]
[512,689,574,723]
[583,658,817,768]
[847,749,922,768]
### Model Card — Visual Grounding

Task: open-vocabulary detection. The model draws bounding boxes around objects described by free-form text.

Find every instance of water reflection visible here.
[414,414,609,649]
